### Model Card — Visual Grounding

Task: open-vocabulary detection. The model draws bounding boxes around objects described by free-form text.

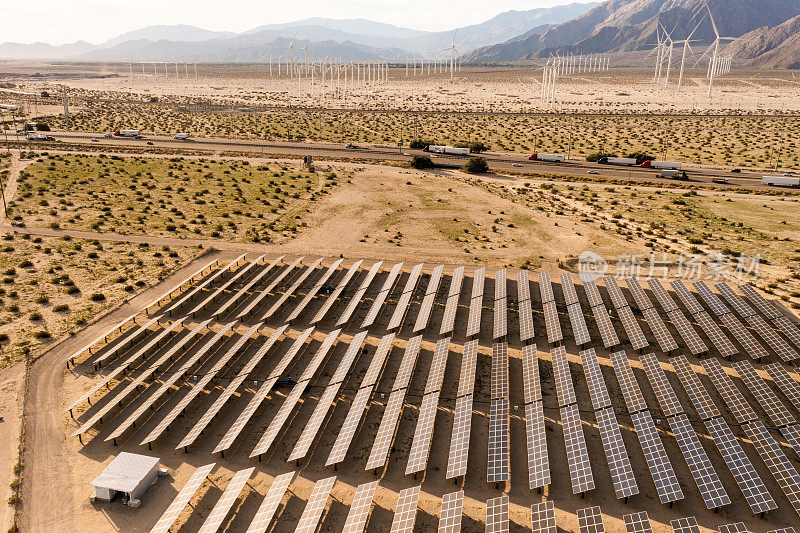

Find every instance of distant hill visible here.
[102,25,236,47]
[465,0,800,62]
[0,41,96,59]
[245,18,426,40]
[723,14,800,68]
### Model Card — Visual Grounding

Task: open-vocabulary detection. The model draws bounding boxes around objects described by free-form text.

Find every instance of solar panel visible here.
[694,311,738,358]
[551,346,576,407]
[764,363,800,413]
[286,258,344,322]
[617,306,649,350]
[773,316,800,350]
[491,342,509,400]
[149,463,216,533]
[71,312,138,366]
[719,312,771,360]
[198,467,254,533]
[623,511,653,533]
[580,348,611,410]
[767,529,798,533]
[603,276,628,309]
[670,280,706,315]
[562,404,594,494]
[595,407,638,499]
[245,471,294,533]
[703,416,777,514]
[235,256,304,319]
[647,279,679,313]
[670,517,701,533]
[295,476,337,533]
[425,337,451,394]
[734,360,796,427]
[716,283,756,317]
[631,410,683,503]
[642,308,679,352]
[413,264,444,333]
[457,339,479,398]
[466,267,485,337]
[577,506,605,533]
[742,420,800,516]
[336,261,383,326]
[393,335,422,391]
[486,496,509,533]
[525,401,551,489]
[739,284,783,320]
[694,281,732,317]
[190,256,265,317]
[387,263,423,330]
[639,353,684,417]
[522,344,542,404]
[539,271,555,303]
[780,425,800,458]
[213,255,284,319]
[440,266,465,335]
[145,257,218,314]
[667,309,708,355]
[493,269,508,339]
[530,501,556,533]
[140,323,260,446]
[366,389,407,470]
[581,276,605,308]
[210,326,308,454]
[561,273,580,306]
[446,394,474,480]
[625,278,654,311]
[390,486,420,533]
[591,303,621,348]
[362,261,405,329]
[488,398,510,483]
[309,260,363,324]
[718,524,748,533]
[567,303,591,346]
[701,358,759,424]
[543,301,563,344]
[438,491,463,533]
[518,271,535,342]
[326,387,373,466]
[746,314,799,362]
[285,385,339,462]
[668,413,730,509]
[342,480,378,533]
[406,391,441,474]
[161,254,246,316]
[248,381,310,458]
[670,355,721,420]
[610,350,648,414]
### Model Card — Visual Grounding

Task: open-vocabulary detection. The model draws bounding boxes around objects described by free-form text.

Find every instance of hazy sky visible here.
[2,0,590,44]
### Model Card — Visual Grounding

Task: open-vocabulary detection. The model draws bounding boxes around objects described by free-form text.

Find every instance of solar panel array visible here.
[361,261,404,329]
[581,276,605,308]
[390,486,420,533]
[703,416,777,514]
[668,414,730,509]
[260,258,324,320]
[336,260,383,326]
[667,309,708,355]
[577,506,605,533]
[198,467,254,533]
[438,491,463,533]
[245,472,294,533]
[551,346,577,407]
[539,271,555,304]
[285,258,343,322]
[764,362,800,412]
[670,355,721,420]
[212,255,284,320]
[702,358,759,424]
[440,266,465,335]
[488,397,510,483]
[485,495,509,533]
[446,394,475,480]
[715,282,756,317]
[647,279,679,313]
[603,277,629,310]
[718,524,748,533]
[581,348,611,410]
[774,316,800,350]
[561,273,580,305]
[694,281,732,317]
[310,259,363,324]
[387,263,423,330]
[617,306,649,351]
[733,360,796,427]
[413,265,444,333]
[670,280,706,315]
[466,267,485,337]
[236,256,303,319]
[295,476,337,533]
[590,301,621,348]
[342,480,378,533]
[493,269,508,339]
[595,407,638,499]
[671,517,701,533]
[781,425,800,457]
[562,403,595,494]
[623,511,653,533]
[522,344,542,404]
[517,271,535,342]
[149,466,216,532]
[525,401,551,489]
[567,303,591,346]
[543,301,564,344]
[610,350,648,414]
[639,352,684,417]
[631,410,684,504]
[625,278,653,311]
[694,311,738,358]
[742,420,800,516]
[642,307,678,352]
[745,314,799,361]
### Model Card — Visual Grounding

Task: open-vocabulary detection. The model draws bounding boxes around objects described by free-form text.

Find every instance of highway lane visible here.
[20,130,782,190]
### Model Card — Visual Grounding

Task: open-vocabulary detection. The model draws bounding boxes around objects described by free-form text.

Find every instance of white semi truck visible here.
[642,160,683,170]
[173,133,190,140]
[529,153,566,162]
[423,145,470,156]
[113,129,141,138]
[763,175,800,187]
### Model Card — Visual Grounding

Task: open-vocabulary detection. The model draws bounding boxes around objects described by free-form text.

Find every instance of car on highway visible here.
[103,133,112,138]
[91,138,99,142]
[731,168,742,173]
[712,178,730,184]
[344,143,358,148]
[146,141,154,145]
[588,170,598,175]
[512,163,522,167]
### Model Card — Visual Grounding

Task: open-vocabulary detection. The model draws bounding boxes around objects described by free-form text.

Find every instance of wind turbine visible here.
[438,30,458,80]
[675,18,704,91]
[283,31,298,80]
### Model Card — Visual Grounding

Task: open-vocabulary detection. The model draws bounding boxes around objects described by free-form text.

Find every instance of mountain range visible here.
[0,3,597,62]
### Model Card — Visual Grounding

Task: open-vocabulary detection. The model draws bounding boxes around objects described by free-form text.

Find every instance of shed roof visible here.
[91,452,160,493]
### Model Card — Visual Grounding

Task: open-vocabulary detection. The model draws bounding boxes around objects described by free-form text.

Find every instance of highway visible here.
[17,130,784,190]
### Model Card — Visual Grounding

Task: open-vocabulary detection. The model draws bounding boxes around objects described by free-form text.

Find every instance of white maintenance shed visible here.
[91,452,161,505]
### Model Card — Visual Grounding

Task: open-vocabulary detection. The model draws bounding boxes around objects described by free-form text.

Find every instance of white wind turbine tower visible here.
[283,31,298,80]
[704,6,736,98]
[438,30,458,81]
[675,18,703,91]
